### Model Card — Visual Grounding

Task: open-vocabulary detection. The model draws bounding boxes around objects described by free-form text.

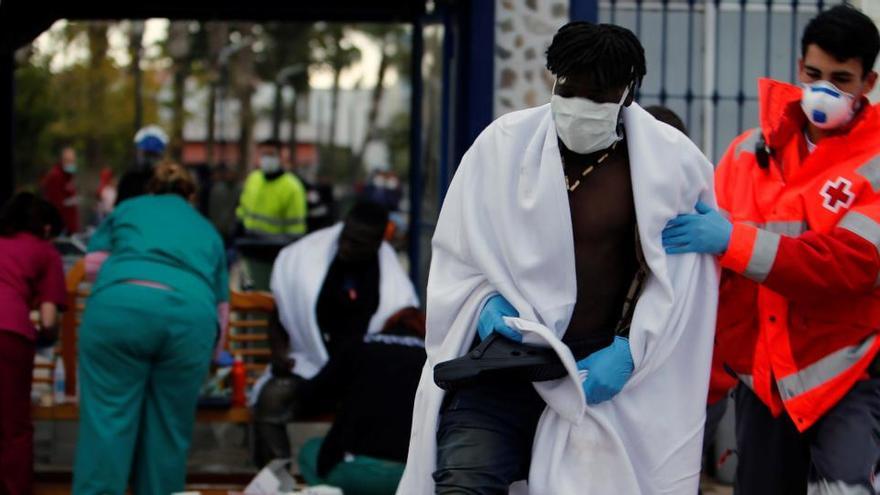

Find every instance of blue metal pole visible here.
[791,0,800,83]
[452,0,494,169]
[660,0,669,106]
[712,0,721,159]
[737,0,747,134]
[765,0,773,77]
[408,18,425,285]
[635,0,643,100]
[570,0,599,22]
[685,0,695,131]
[438,6,455,204]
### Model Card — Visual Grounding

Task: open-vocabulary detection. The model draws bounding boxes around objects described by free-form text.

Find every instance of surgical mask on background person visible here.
[62,162,77,174]
[801,80,858,130]
[551,84,629,155]
[259,155,281,174]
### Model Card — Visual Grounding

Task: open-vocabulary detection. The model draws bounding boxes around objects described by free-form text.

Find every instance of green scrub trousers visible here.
[72,282,215,495]
[298,437,406,495]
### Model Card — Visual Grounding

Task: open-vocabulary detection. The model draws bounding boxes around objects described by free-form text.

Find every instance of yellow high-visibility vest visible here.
[236,170,308,235]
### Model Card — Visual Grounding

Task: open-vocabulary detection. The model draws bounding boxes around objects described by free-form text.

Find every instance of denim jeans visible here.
[433,377,547,494]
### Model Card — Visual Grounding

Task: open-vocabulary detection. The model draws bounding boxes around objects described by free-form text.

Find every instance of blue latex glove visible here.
[477,294,522,342]
[576,336,634,405]
[662,200,733,255]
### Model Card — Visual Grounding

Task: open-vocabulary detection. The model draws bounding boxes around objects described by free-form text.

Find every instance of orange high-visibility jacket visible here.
[714,78,880,431]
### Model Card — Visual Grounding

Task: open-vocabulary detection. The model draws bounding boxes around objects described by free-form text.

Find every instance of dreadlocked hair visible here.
[546,21,646,90]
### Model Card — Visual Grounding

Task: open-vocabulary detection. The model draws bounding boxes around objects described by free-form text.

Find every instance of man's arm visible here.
[720,215,880,302]
[664,202,880,302]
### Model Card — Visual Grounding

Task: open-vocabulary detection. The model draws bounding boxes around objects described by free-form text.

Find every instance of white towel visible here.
[250,223,420,403]
[399,103,719,494]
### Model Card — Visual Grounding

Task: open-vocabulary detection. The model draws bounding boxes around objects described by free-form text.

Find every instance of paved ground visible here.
[36,421,736,493]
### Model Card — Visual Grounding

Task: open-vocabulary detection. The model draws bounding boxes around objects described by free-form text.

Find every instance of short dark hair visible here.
[258,139,283,150]
[802,5,880,77]
[546,21,646,89]
[645,105,688,135]
[0,192,63,238]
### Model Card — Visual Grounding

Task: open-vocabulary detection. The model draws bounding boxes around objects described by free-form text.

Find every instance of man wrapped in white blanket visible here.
[400,22,720,494]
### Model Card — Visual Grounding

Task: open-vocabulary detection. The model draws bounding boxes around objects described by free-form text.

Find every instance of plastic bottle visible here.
[53,357,66,405]
[231,354,247,407]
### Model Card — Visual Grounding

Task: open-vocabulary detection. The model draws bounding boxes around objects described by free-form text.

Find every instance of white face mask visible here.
[259,155,281,174]
[62,163,77,174]
[551,83,629,155]
[800,80,858,130]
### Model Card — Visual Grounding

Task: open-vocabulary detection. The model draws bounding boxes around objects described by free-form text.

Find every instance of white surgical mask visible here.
[551,84,629,155]
[801,80,857,130]
[62,163,77,174]
[259,155,281,174]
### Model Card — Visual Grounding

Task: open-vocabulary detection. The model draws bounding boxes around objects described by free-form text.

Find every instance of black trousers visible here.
[734,379,880,495]
[252,375,303,468]
[433,378,547,495]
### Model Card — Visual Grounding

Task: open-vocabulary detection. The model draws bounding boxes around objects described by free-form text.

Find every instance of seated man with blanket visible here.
[251,200,419,467]
[399,22,720,494]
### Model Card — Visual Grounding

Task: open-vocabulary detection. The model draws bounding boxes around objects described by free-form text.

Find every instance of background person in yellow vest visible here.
[235,139,308,289]
[236,139,307,237]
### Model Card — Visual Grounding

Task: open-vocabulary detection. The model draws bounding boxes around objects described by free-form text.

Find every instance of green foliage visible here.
[13,64,57,185]
[14,21,160,188]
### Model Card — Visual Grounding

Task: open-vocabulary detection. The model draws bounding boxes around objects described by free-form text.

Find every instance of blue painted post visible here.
[456,0,494,165]
[685,0,695,131]
[438,6,455,204]
[570,0,599,22]
[408,19,425,285]
[737,0,747,134]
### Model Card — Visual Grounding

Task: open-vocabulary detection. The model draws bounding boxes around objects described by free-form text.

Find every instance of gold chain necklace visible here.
[563,140,619,193]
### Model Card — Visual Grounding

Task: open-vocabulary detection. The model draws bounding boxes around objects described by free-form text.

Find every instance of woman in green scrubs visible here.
[73,163,229,495]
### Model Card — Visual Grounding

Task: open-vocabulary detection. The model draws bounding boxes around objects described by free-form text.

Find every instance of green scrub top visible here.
[88,194,229,313]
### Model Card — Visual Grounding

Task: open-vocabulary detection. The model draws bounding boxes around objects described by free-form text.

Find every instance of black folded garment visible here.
[434,333,613,391]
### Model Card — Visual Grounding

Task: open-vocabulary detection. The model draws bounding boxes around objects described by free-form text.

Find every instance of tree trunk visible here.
[271,81,283,141]
[207,82,217,165]
[86,23,109,172]
[129,23,144,137]
[287,92,299,167]
[353,35,389,170]
[329,67,341,147]
[170,67,187,162]
[238,89,254,174]
[206,22,228,167]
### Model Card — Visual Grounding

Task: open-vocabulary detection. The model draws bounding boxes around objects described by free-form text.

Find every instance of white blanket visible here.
[399,103,719,494]
[251,223,419,402]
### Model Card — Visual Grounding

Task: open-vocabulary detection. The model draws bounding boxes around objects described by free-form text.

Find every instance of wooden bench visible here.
[33,260,276,423]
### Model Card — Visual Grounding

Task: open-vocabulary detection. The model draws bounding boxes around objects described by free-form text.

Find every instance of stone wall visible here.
[494,0,570,118]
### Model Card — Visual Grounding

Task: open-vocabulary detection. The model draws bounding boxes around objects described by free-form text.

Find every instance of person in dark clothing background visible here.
[297,307,427,494]
[251,200,419,467]
[116,125,168,205]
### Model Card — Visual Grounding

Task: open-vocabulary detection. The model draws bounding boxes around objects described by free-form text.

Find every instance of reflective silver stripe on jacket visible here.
[776,335,877,402]
[743,229,781,283]
[855,154,880,193]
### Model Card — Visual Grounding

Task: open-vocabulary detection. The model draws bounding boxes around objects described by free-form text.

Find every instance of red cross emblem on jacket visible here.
[820,177,855,213]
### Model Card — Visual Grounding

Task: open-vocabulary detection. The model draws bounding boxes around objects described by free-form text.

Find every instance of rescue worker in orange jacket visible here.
[662,5,880,494]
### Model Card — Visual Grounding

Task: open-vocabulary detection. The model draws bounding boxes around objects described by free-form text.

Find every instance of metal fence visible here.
[600,0,846,161]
